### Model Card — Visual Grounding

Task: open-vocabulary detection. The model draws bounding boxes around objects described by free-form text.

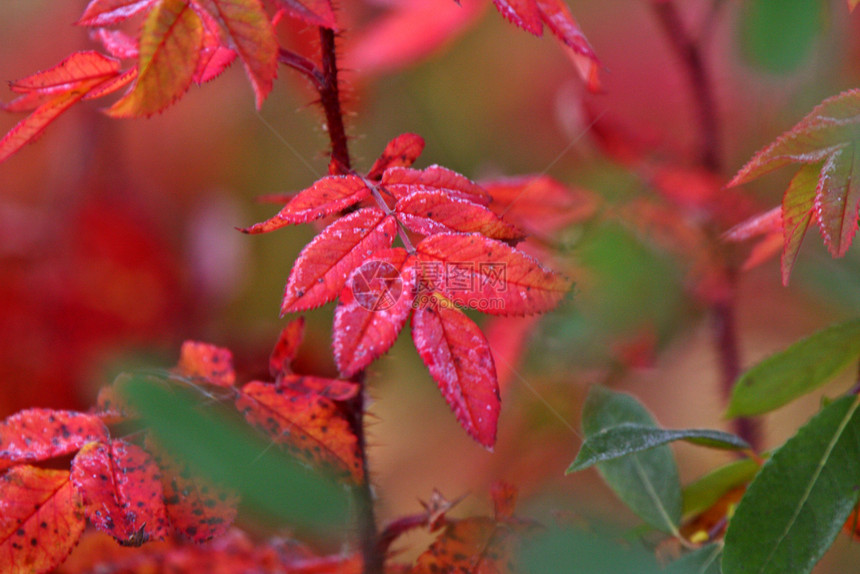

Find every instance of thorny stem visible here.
[278,48,324,90]
[319,27,351,174]
[311,26,382,574]
[650,1,760,451]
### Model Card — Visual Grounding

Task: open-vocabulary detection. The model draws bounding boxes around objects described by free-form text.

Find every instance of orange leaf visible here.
[0,52,121,163]
[278,374,359,400]
[333,248,417,377]
[411,516,523,573]
[415,233,571,316]
[241,176,372,233]
[174,340,236,387]
[0,467,85,574]
[236,381,363,481]
[108,0,205,117]
[395,190,525,240]
[411,295,500,448]
[193,0,278,108]
[146,441,238,542]
[270,317,306,380]
[0,409,109,471]
[281,208,397,313]
[70,440,169,545]
[381,165,491,205]
[367,133,426,180]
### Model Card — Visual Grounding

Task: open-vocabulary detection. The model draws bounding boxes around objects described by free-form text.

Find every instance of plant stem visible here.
[319,27,351,174]
[650,0,720,171]
[313,27,382,573]
[649,1,759,450]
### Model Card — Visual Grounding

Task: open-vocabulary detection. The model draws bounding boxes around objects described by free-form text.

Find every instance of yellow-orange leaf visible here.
[0,467,85,574]
[108,0,204,117]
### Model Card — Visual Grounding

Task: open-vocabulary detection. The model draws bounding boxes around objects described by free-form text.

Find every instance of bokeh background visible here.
[3,0,860,570]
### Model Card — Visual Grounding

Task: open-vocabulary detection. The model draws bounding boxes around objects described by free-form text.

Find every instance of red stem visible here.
[318,27,351,174]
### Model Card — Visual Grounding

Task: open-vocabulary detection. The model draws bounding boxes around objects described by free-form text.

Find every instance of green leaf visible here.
[518,526,664,574]
[667,544,722,574]
[568,423,749,473]
[726,319,860,417]
[579,385,682,533]
[120,375,349,533]
[722,395,860,574]
[739,0,822,73]
[682,457,761,520]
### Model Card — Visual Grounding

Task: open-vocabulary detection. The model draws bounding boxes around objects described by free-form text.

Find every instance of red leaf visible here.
[815,144,860,257]
[411,296,500,448]
[77,0,157,26]
[0,409,109,471]
[415,233,571,316]
[193,0,278,108]
[381,165,491,205]
[89,29,139,60]
[242,176,372,233]
[482,175,597,237]
[147,442,238,542]
[782,164,819,284]
[70,440,169,545]
[236,381,363,481]
[333,248,417,377]
[278,374,359,400]
[346,0,487,75]
[396,189,525,240]
[0,52,121,163]
[276,0,338,30]
[82,67,138,100]
[492,0,543,35]
[367,133,426,180]
[108,0,204,117]
[175,340,236,387]
[535,0,597,59]
[0,467,85,574]
[281,208,397,313]
[193,27,237,84]
[270,317,306,379]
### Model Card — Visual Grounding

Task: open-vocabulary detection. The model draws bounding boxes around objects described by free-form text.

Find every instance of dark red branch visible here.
[651,1,721,172]
[278,48,324,90]
[318,27,351,174]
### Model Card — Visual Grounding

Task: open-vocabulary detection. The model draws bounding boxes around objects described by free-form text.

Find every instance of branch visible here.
[318,27,351,174]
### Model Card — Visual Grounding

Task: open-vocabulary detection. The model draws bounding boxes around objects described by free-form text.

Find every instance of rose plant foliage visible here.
[3,0,860,573]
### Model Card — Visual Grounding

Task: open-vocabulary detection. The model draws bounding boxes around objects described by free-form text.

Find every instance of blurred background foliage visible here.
[3,0,860,570]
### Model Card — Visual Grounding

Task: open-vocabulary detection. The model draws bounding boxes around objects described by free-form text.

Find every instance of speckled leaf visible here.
[236,381,362,482]
[334,248,416,377]
[726,319,860,417]
[580,385,682,533]
[193,0,278,108]
[722,396,860,574]
[381,165,490,205]
[367,133,425,180]
[411,295,500,449]
[536,0,596,59]
[0,409,109,471]
[0,52,121,163]
[70,440,169,545]
[278,374,359,401]
[146,441,238,542]
[281,208,396,313]
[415,232,571,316]
[270,317,305,380]
[396,190,525,240]
[108,0,204,117]
[175,340,236,387]
[0,467,85,574]
[77,0,156,26]
[242,176,371,233]
[815,143,860,257]
[781,163,818,284]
